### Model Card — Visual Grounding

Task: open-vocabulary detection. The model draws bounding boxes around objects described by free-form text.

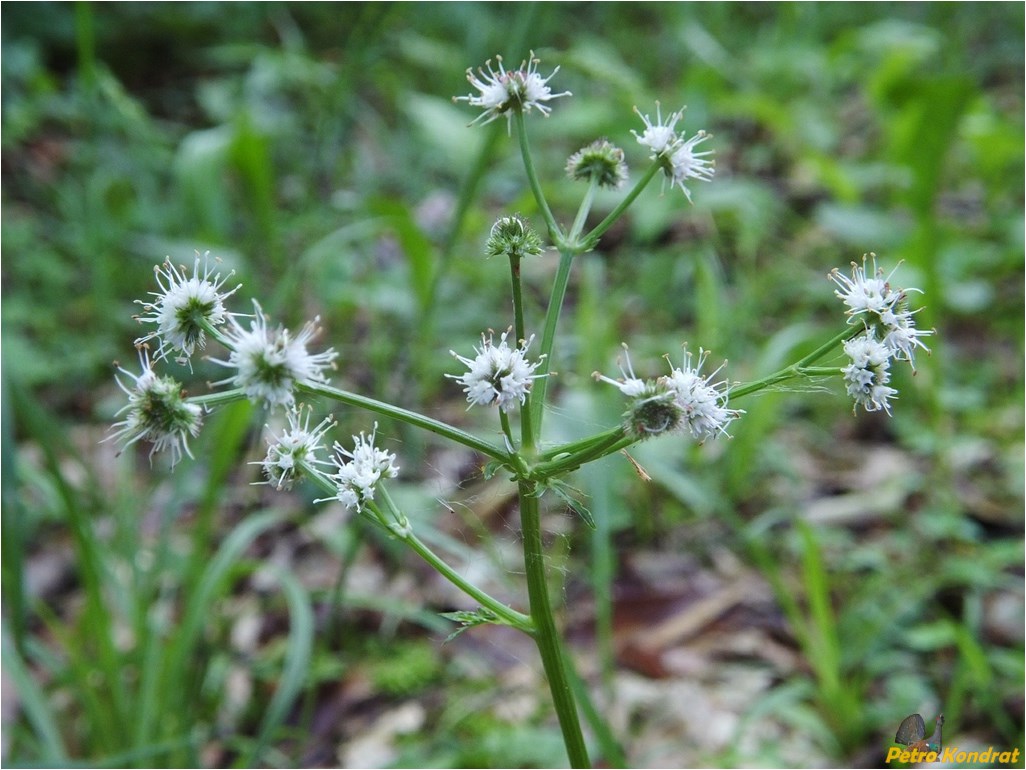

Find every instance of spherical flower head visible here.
[831,254,933,370]
[485,215,544,261]
[632,102,714,201]
[566,139,628,189]
[632,102,685,158]
[668,130,715,202]
[659,348,741,441]
[255,406,335,491]
[830,254,903,319]
[595,344,737,440]
[210,301,338,408]
[135,252,241,367]
[879,302,933,367]
[106,349,204,468]
[842,332,897,414]
[624,387,684,438]
[454,51,571,130]
[447,328,546,413]
[318,424,399,513]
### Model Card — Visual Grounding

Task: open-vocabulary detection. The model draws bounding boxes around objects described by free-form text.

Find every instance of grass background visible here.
[2,2,1023,767]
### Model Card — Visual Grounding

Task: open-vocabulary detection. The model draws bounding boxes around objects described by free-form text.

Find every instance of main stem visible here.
[519,482,591,768]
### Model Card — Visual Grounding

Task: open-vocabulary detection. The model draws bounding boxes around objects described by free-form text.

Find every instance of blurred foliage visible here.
[2,2,1022,768]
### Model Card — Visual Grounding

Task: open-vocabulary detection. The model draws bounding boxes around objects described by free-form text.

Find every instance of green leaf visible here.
[440,607,501,642]
[548,480,596,530]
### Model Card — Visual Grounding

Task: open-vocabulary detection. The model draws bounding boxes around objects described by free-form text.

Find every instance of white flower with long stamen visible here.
[879,303,933,367]
[592,344,648,397]
[447,329,546,412]
[831,254,933,371]
[632,102,685,158]
[135,252,241,367]
[255,406,335,490]
[455,51,571,129]
[105,349,204,467]
[632,102,714,201]
[842,332,897,414]
[830,254,903,320]
[595,345,739,440]
[317,424,399,513]
[669,130,715,202]
[210,301,338,408]
[660,348,740,441]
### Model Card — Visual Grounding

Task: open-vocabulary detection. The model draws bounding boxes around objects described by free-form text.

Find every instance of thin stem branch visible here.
[298,382,508,462]
[730,326,860,401]
[533,430,632,478]
[538,425,624,461]
[581,160,662,248]
[515,111,563,244]
[509,251,536,451]
[374,488,534,634]
[568,176,599,243]
[529,248,575,436]
[306,469,533,634]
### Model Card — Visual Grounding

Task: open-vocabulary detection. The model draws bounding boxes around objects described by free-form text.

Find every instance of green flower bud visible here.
[485,215,544,261]
[566,139,628,189]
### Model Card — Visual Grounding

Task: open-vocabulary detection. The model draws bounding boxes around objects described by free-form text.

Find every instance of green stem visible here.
[730,326,860,401]
[509,251,537,451]
[376,487,534,633]
[515,111,563,244]
[518,483,591,767]
[533,428,631,478]
[499,409,516,452]
[509,253,526,344]
[404,529,533,634]
[581,160,662,249]
[538,426,624,461]
[568,176,600,243]
[529,248,575,435]
[308,470,533,634]
[298,382,508,462]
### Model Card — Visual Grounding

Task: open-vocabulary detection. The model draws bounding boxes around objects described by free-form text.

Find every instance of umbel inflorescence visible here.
[104,50,936,770]
[107,52,933,488]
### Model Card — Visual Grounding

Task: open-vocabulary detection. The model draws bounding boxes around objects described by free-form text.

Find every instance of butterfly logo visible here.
[894,713,945,753]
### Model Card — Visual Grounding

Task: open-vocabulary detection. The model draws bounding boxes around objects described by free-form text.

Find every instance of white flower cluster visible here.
[455,51,571,129]
[831,254,933,414]
[113,252,338,466]
[448,329,546,413]
[320,425,400,513]
[256,407,335,490]
[632,102,715,202]
[134,253,240,366]
[106,350,204,468]
[594,345,741,441]
[210,301,338,408]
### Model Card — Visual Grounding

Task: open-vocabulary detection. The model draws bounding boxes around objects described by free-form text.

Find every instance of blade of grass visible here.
[152,509,285,753]
[9,379,132,741]
[2,629,68,764]
[243,568,314,768]
[1,358,27,656]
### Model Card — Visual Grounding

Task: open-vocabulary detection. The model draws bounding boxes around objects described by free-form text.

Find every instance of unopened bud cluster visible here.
[485,215,544,261]
[566,139,628,189]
